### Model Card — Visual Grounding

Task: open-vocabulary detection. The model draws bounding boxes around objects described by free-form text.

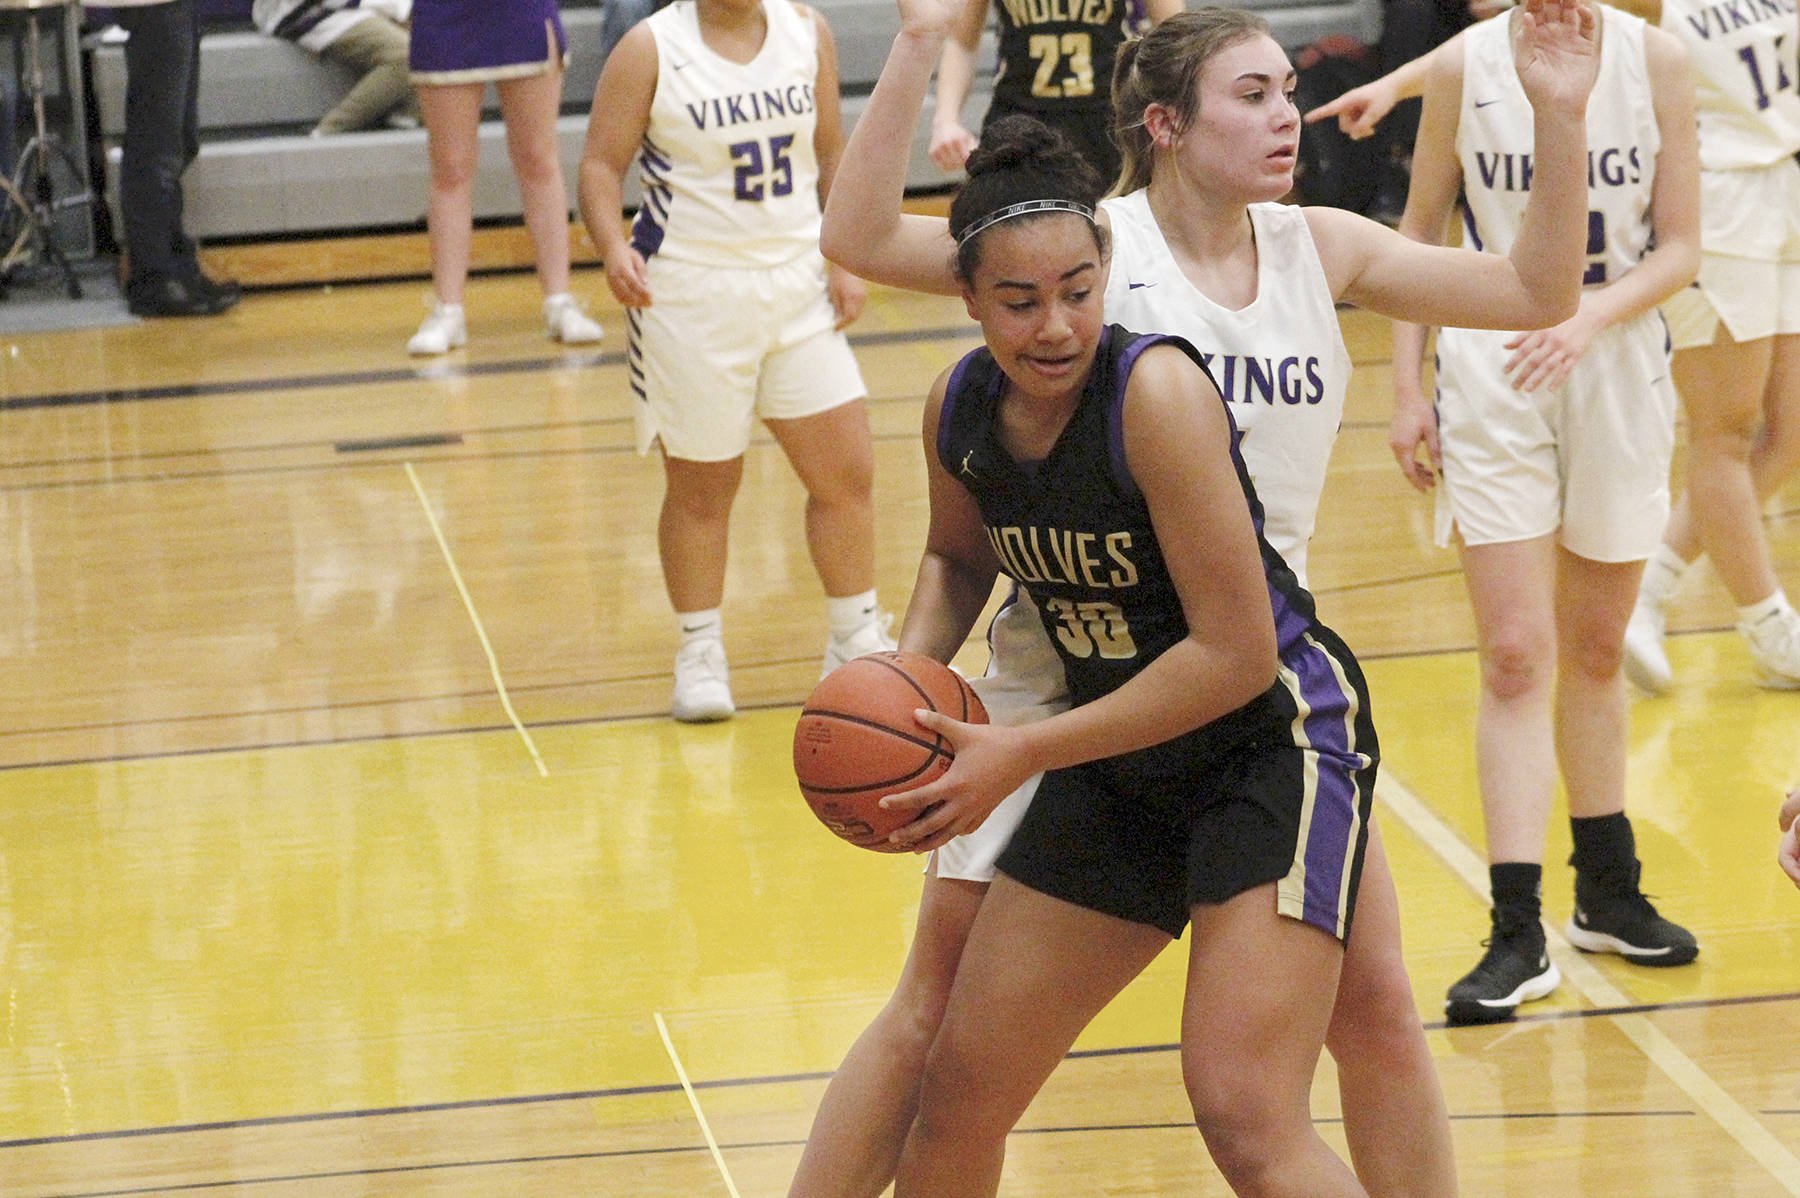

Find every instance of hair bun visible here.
[965,114,1090,183]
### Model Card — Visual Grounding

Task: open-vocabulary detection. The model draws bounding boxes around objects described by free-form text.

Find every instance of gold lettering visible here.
[1001,527,1045,583]
[1104,531,1139,588]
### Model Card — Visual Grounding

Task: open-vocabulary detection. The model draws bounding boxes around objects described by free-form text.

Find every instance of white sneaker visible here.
[1740,606,1800,690]
[1622,599,1671,694]
[821,610,896,678]
[408,303,466,356]
[672,639,734,722]
[544,293,603,345]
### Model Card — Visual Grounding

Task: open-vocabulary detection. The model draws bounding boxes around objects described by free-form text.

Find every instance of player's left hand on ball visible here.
[879,710,1031,853]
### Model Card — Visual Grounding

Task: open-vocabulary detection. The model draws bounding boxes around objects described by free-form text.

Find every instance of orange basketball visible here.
[793,651,989,851]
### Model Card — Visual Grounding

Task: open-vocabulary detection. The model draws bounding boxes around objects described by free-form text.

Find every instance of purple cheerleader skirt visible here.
[410,0,570,84]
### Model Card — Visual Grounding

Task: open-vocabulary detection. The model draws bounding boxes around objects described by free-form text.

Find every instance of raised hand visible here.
[1514,0,1601,118]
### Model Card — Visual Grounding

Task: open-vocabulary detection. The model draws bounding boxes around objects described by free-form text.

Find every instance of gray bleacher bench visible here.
[87,0,1377,241]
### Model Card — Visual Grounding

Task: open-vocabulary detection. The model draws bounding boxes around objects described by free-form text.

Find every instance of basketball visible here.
[793,650,989,851]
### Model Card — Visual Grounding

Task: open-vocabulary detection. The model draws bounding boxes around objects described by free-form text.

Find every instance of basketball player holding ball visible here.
[791,0,1602,1192]
[843,111,1381,1192]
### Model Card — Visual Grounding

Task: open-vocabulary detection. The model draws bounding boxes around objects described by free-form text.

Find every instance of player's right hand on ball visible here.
[879,710,1031,853]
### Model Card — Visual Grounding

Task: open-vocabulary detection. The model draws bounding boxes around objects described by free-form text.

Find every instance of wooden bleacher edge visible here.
[200,195,956,292]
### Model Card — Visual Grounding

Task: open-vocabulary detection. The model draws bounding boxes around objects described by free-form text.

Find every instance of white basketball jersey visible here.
[1662,0,1800,169]
[632,0,823,268]
[1458,6,1658,291]
[1102,194,1349,584]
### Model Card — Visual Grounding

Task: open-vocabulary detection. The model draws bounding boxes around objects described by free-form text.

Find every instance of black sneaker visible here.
[1446,911,1561,1026]
[126,275,232,318]
[1565,863,1698,966]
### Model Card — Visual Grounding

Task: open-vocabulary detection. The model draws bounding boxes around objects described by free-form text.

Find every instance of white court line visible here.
[403,461,549,777]
[654,1011,745,1198]
[1377,775,1800,1194]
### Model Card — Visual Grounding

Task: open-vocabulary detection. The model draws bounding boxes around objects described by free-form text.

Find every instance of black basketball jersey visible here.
[937,326,1322,770]
[990,0,1147,114]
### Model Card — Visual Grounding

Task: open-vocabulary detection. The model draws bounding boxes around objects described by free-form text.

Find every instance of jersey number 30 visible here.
[1043,597,1138,659]
[731,134,796,201]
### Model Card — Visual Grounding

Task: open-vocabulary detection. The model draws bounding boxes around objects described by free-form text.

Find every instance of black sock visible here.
[1489,862,1543,927]
[1570,812,1637,892]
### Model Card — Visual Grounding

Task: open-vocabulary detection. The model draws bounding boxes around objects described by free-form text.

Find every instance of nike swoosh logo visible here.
[1474,98,1502,108]
[671,59,691,70]
[681,623,708,633]
[1127,281,1156,290]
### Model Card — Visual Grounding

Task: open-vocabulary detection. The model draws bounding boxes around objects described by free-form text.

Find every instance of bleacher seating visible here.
[87,0,1381,241]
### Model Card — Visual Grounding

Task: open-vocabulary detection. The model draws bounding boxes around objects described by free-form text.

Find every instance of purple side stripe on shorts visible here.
[1284,635,1365,937]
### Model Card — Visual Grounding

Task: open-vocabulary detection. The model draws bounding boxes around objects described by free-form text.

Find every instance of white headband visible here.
[955,198,1097,246]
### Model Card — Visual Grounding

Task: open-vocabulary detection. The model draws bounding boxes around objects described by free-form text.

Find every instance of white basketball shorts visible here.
[1433,308,1678,562]
[1664,158,1800,349]
[932,586,1070,882]
[628,250,866,461]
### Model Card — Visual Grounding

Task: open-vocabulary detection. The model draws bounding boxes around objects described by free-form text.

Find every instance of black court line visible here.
[0,652,838,773]
[0,420,933,495]
[0,325,978,413]
[334,432,464,453]
[24,1112,1721,1196]
[6,990,1794,1157]
[0,622,1748,772]
[16,1116,1714,1196]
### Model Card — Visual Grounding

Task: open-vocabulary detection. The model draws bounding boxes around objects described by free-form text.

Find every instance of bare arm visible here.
[898,373,1003,664]
[819,0,964,295]
[1385,32,1468,492]
[1500,26,1699,390]
[805,6,869,327]
[928,0,988,171]
[886,349,1278,851]
[576,23,659,307]
[1310,0,1600,331]
[1303,42,1444,139]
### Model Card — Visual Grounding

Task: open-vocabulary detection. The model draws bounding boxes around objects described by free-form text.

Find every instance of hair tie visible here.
[954,198,1097,246]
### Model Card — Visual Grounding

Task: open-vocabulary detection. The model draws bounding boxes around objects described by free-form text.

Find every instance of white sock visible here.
[543,291,573,313]
[826,590,879,639]
[675,609,723,645]
[1737,591,1791,628]
[1639,544,1688,606]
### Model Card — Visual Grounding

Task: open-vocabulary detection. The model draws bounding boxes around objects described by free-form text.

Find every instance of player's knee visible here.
[1480,632,1552,700]
[1328,956,1421,1062]
[1561,634,1625,685]
[912,1044,1007,1146]
[429,153,479,192]
[1186,1073,1292,1185]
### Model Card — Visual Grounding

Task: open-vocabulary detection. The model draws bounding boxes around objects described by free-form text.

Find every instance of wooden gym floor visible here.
[0,244,1796,1196]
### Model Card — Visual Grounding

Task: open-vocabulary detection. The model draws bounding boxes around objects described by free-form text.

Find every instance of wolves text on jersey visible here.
[987,525,1142,590]
[996,0,1118,28]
